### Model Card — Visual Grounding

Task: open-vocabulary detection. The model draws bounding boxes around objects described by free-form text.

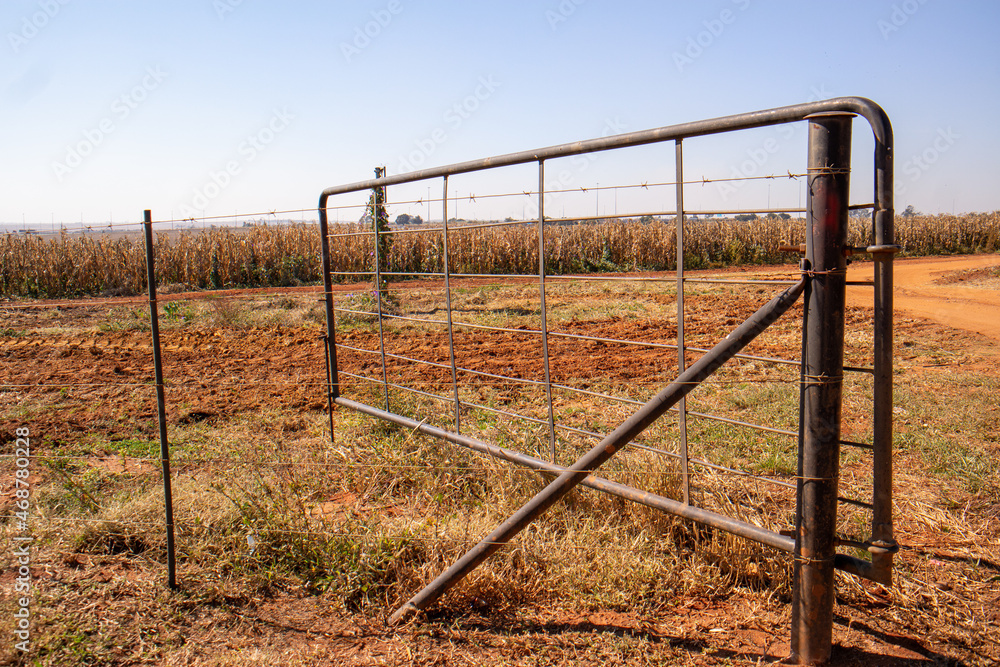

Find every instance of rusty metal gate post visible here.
[318,191,340,445]
[791,113,853,664]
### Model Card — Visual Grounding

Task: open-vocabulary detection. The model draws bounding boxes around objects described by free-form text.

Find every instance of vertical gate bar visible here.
[442,176,461,433]
[538,160,556,463]
[318,192,340,443]
[142,210,177,590]
[791,113,853,665]
[371,167,390,411]
[871,127,896,583]
[323,334,334,441]
[675,139,690,506]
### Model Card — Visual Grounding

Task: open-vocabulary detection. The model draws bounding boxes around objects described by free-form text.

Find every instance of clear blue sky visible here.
[2,0,997,230]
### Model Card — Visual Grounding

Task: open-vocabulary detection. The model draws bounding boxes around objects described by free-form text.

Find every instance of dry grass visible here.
[1,274,998,664]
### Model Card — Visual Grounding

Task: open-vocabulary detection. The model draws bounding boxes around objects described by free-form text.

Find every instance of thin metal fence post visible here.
[675,139,690,505]
[538,160,556,462]
[791,113,853,664]
[442,176,461,432]
[142,210,177,590]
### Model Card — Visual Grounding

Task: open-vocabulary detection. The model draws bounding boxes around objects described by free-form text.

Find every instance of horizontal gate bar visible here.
[320,98,890,199]
[684,278,801,286]
[338,376,881,573]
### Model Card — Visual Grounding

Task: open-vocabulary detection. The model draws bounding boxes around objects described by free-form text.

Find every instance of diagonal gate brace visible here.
[389,277,807,624]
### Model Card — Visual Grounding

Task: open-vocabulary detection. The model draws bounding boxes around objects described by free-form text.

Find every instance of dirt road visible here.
[847,254,1000,342]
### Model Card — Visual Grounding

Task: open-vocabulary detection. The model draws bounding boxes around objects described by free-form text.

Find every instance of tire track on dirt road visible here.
[846,255,1000,343]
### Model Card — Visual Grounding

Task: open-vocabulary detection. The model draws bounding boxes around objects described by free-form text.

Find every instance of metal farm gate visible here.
[318,97,897,664]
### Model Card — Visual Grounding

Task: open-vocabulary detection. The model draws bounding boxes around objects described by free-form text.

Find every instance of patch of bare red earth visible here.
[0,328,328,442]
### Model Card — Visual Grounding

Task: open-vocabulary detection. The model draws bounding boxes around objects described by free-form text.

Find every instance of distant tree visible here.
[735,213,758,222]
[778,212,791,220]
[902,204,917,217]
[394,213,422,225]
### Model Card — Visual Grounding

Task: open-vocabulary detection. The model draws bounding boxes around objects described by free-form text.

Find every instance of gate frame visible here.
[318,97,896,664]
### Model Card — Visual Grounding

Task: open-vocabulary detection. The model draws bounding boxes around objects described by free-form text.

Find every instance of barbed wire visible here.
[6,207,329,237]
[378,173,813,211]
[5,177,880,237]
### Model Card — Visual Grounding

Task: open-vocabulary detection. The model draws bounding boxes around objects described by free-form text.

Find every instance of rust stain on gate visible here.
[318,97,897,665]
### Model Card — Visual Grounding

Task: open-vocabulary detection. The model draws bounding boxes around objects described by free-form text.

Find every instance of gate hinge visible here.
[845,244,902,257]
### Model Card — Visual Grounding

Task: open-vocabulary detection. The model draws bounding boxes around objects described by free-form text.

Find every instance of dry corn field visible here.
[2,213,998,299]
